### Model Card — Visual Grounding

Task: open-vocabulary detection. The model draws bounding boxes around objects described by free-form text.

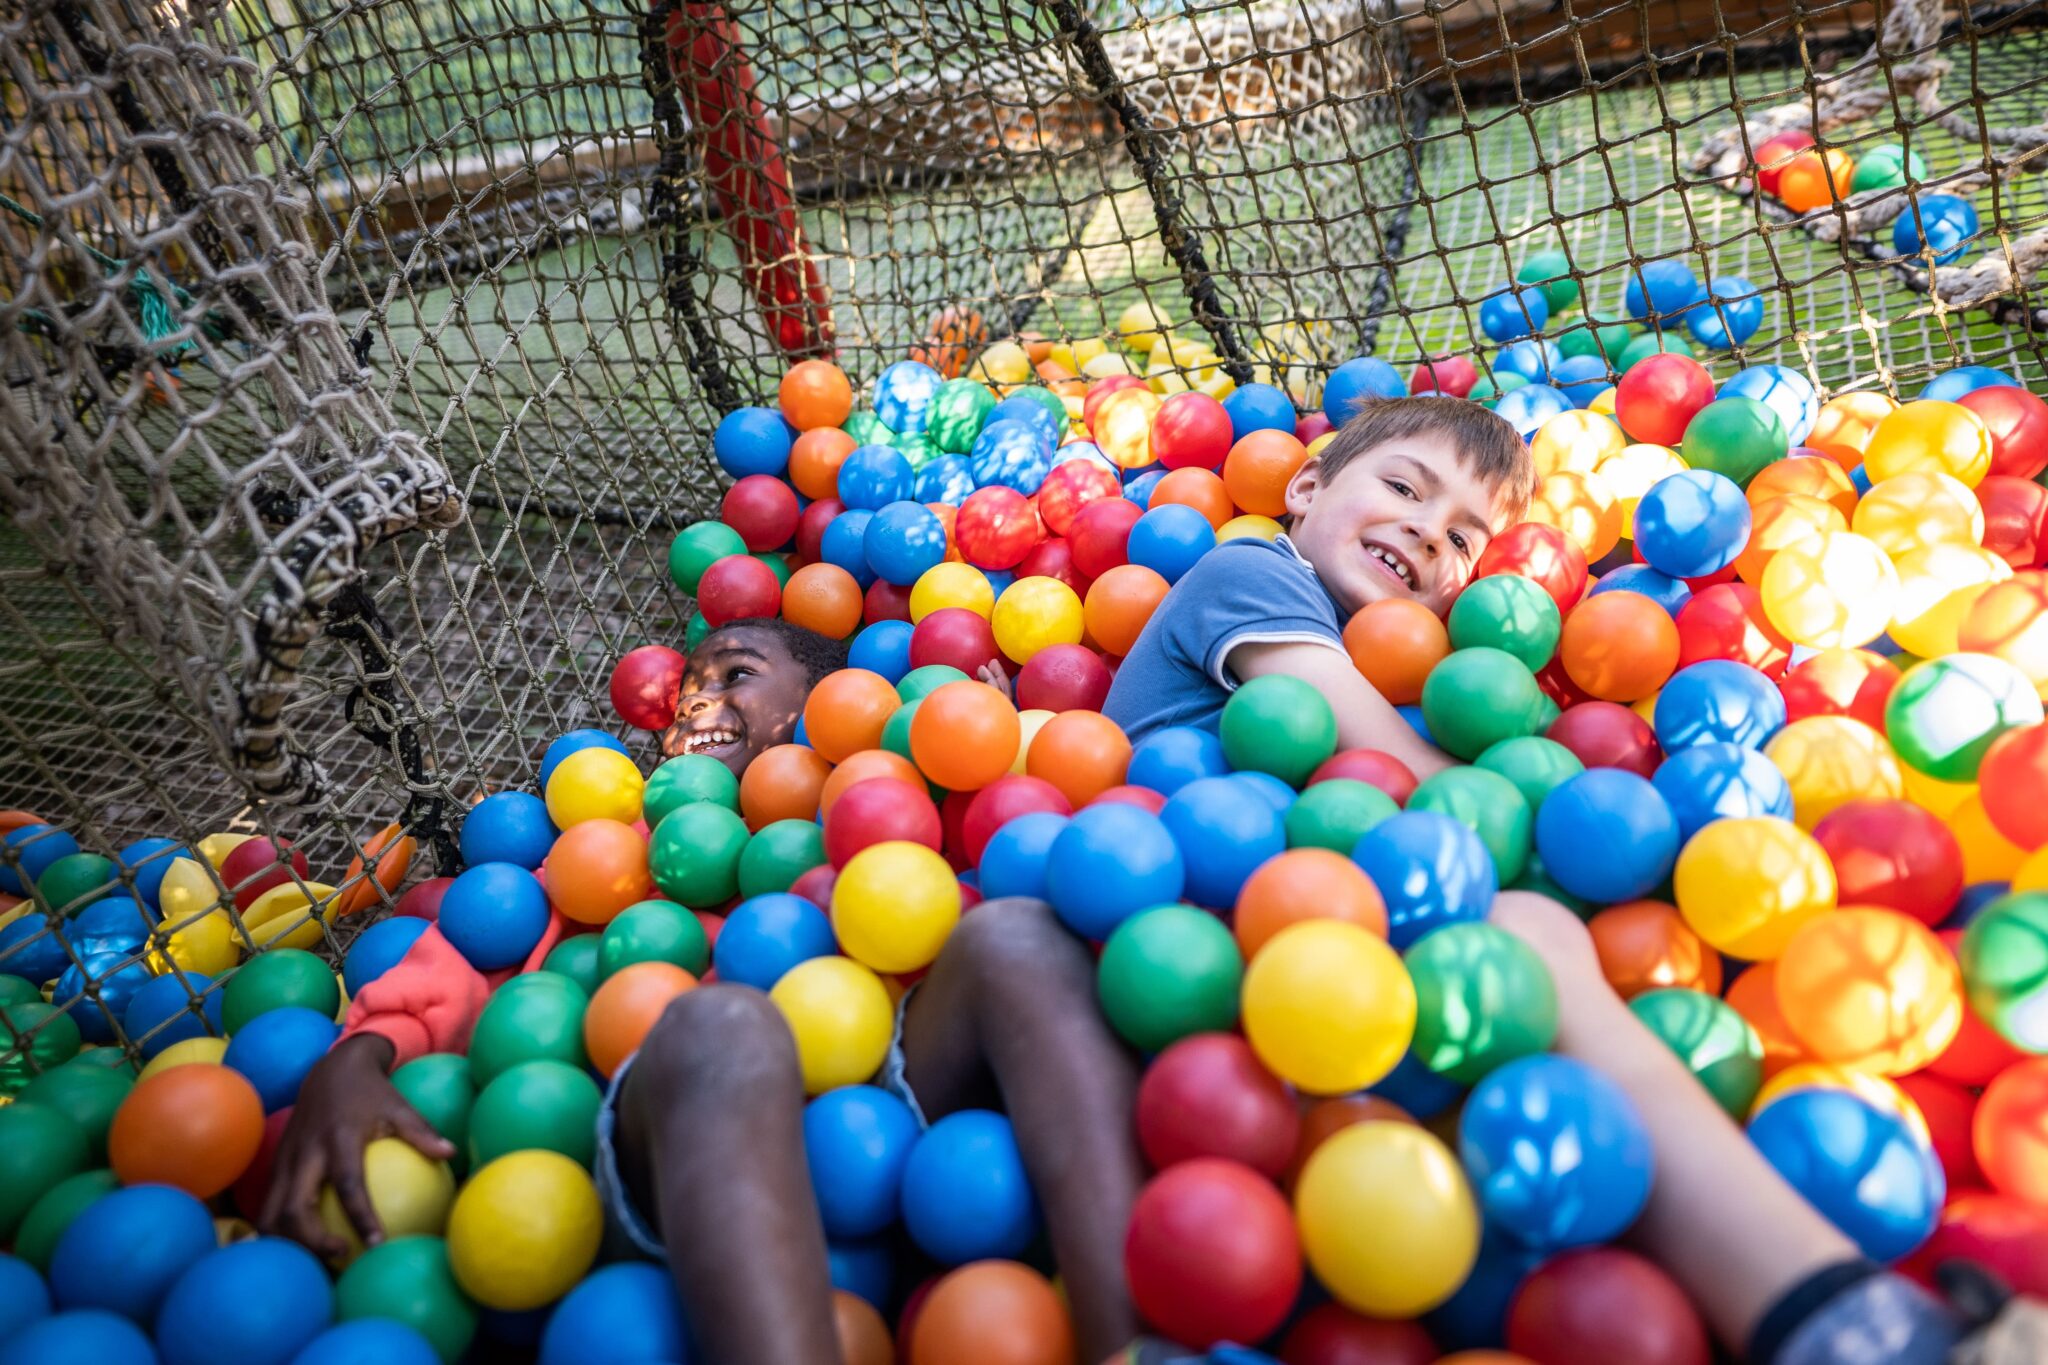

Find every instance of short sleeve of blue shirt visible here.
[1102,535,1347,741]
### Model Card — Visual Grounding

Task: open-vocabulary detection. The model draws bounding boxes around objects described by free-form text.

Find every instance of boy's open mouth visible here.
[1362,541,1418,590]
[681,725,744,757]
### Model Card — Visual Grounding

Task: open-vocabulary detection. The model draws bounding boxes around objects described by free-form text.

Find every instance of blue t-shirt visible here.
[1103,534,1347,742]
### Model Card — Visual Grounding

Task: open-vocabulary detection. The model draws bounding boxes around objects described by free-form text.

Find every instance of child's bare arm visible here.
[1230,639,1454,779]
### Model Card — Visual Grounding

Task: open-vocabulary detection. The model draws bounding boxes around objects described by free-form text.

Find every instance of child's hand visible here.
[258,1033,456,1261]
[975,661,1014,702]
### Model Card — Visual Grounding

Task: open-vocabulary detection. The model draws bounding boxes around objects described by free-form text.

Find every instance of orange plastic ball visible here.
[802,669,902,764]
[1774,908,1963,1075]
[1526,472,1623,562]
[1083,565,1171,657]
[1960,570,2048,700]
[545,818,653,925]
[782,563,865,638]
[740,744,834,829]
[1735,495,1846,585]
[790,427,856,501]
[1026,710,1133,808]
[820,750,927,817]
[1776,148,1855,212]
[1152,467,1236,530]
[1223,430,1310,517]
[1235,848,1387,960]
[1807,391,1897,469]
[1558,590,1681,701]
[834,1291,894,1365]
[910,1261,1074,1365]
[334,822,417,919]
[585,961,696,1078]
[109,1063,265,1198]
[910,681,1022,791]
[1724,962,1808,1078]
[1343,599,1453,705]
[1975,1058,2048,1207]
[1289,1095,1419,1185]
[1588,899,1722,999]
[1747,455,1859,518]
[780,359,854,431]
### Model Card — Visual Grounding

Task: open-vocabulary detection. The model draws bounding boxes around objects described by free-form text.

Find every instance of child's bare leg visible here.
[898,896,1145,1360]
[617,984,843,1365]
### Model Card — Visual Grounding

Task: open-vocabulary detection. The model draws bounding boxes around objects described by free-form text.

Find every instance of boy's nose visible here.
[1405,521,1441,557]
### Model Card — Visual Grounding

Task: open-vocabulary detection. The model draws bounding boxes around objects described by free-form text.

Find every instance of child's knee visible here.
[635,982,799,1088]
[1491,889,1605,993]
[945,897,1085,977]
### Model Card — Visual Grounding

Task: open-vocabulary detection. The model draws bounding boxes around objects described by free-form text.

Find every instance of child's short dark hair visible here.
[706,618,848,688]
[1314,396,1535,521]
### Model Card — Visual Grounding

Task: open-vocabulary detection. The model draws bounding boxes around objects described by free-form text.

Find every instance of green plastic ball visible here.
[1011,385,1071,433]
[685,612,711,652]
[0,974,40,1008]
[1559,312,1637,363]
[1851,144,1929,193]
[540,935,601,999]
[927,379,997,454]
[222,948,340,1032]
[601,901,709,980]
[392,1053,477,1167]
[880,701,919,762]
[1476,736,1585,811]
[1284,779,1401,854]
[1419,647,1548,760]
[11,1167,118,1272]
[753,551,792,589]
[1680,396,1788,488]
[1,1001,82,1096]
[1096,904,1243,1053]
[1468,373,1529,404]
[1959,891,2048,1052]
[892,432,940,468]
[1629,987,1763,1118]
[1885,655,2043,784]
[1508,850,1592,916]
[649,803,751,908]
[668,522,747,596]
[0,1101,87,1238]
[466,971,589,1087]
[18,1060,130,1162]
[845,411,891,445]
[1220,675,1338,788]
[1405,922,1558,1084]
[467,1058,603,1169]
[1618,330,1695,372]
[643,755,741,830]
[1407,766,1532,884]
[35,854,115,916]
[1447,573,1561,672]
[336,1236,478,1364]
[897,665,970,704]
[737,820,826,898]
[1517,248,1580,316]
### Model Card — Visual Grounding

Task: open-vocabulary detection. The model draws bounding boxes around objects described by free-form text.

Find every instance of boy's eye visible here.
[725,666,755,684]
[1450,531,1470,555]
[1386,479,1416,499]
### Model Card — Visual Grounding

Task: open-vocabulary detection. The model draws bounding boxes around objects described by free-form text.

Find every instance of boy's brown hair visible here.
[1313,397,1535,523]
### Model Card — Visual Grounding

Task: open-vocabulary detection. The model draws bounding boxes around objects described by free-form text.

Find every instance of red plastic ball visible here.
[1475,522,1588,614]
[1615,354,1716,447]
[1124,1158,1302,1348]
[1981,725,2048,851]
[1929,928,2025,1088]
[220,836,312,912]
[824,777,942,869]
[955,487,1043,570]
[1091,784,1167,815]
[790,864,837,908]
[1675,583,1793,677]
[1153,392,1235,472]
[609,645,687,730]
[1900,1194,2048,1297]
[961,776,1073,865]
[1506,1248,1711,1365]
[797,498,844,564]
[1545,701,1662,778]
[1751,129,1816,196]
[1411,354,1478,397]
[1308,750,1419,805]
[864,578,914,625]
[1280,1303,1437,1365]
[939,789,974,870]
[396,876,451,921]
[231,1107,295,1220]
[910,607,1001,676]
[1038,462,1121,537]
[1294,412,1336,447]
[1976,475,2048,569]
[1780,648,1902,730]
[1959,384,2048,481]
[1895,1071,1983,1193]
[1069,498,1144,581]
[1084,375,1150,431]
[698,554,782,626]
[1812,799,1965,927]
[1015,537,1087,593]
[1974,1058,2048,1207]
[721,474,802,551]
[1537,658,1595,710]
[1135,1034,1300,1178]
[1015,644,1114,713]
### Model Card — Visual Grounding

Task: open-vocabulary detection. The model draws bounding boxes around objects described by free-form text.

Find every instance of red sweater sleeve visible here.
[341,909,573,1068]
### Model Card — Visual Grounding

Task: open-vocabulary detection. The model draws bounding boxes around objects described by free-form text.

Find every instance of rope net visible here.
[1,0,2044,1054]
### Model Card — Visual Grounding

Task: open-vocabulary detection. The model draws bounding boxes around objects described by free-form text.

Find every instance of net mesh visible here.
[2,0,2045,1058]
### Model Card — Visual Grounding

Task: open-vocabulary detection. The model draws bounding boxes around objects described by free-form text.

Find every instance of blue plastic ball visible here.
[837,445,913,512]
[1651,741,1795,838]
[1397,705,1434,744]
[1718,364,1818,445]
[1945,881,2012,930]
[1654,659,1787,751]
[804,1084,922,1240]
[1460,1054,1654,1250]
[1351,810,1498,950]
[154,1238,334,1365]
[914,454,977,506]
[0,826,78,898]
[819,509,879,589]
[538,731,631,791]
[1533,768,1680,903]
[828,1237,895,1310]
[1421,1225,1544,1352]
[1045,804,1185,941]
[341,916,432,998]
[51,1184,216,1323]
[535,1263,688,1365]
[1493,384,1573,440]
[0,1253,49,1342]
[292,1319,440,1365]
[863,501,948,586]
[711,893,836,991]
[476,1307,548,1348]
[1480,283,1550,343]
[712,407,794,480]
[1918,365,2020,402]
[223,1006,341,1112]
[1634,470,1751,579]
[1159,775,1287,910]
[900,1111,1041,1265]
[0,1310,156,1365]
[55,952,150,1046]
[847,621,914,682]
[967,420,1053,496]
[121,971,221,1060]
[983,568,1016,599]
[1370,1048,1467,1121]
[1625,259,1705,321]
[1549,354,1611,407]
[1686,276,1766,348]
[0,915,67,988]
[1892,193,1981,266]
[976,812,1070,902]
[1126,504,1217,585]
[1748,1088,1943,1261]
[1124,469,1168,509]
[1590,565,1692,617]
[438,863,549,972]
[458,792,556,871]
[1494,339,1561,384]
[1126,726,1229,797]
[70,897,151,955]
[1223,383,1296,442]
[1232,770,1297,814]
[114,838,190,910]
[1323,357,1407,423]
[874,360,945,435]
[989,393,1065,449]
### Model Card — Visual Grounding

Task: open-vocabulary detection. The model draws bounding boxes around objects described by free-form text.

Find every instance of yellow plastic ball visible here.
[446,1150,601,1310]
[1952,793,2027,883]
[1241,920,1414,1095]
[1588,385,1619,416]
[1960,573,2048,700]
[1809,391,1896,466]
[969,340,1033,387]
[545,748,645,829]
[769,956,894,1094]
[2013,844,2048,893]
[1217,515,1285,543]
[1095,387,1162,469]
[1899,764,1974,818]
[1760,530,1900,649]
[196,832,254,870]
[991,577,1084,665]
[1295,1122,1480,1317]
[319,1137,457,1265]
[1673,816,1837,959]
[243,880,337,953]
[1889,543,2011,659]
[1531,411,1626,479]
[910,562,996,623]
[1082,352,1141,381]
[1772,909,1963,1075]
[1595,443,1687,536]
[1070,336,1110,368]
[138,1036,228,1081]
[157,858,238,975]
[1851,471,1985,557]
[1748,455,1859,518]
[1118,301,1174,354]
[1012,709,1055,775]
[1735,495,1846,586]
[831,842,961,974]
[1306,432,1336,460]
[1525,471,1623,562]
[1764,715,1904,828]
[1862,399,1993,487]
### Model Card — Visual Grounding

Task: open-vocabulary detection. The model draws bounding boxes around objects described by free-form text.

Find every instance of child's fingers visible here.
[327,1145,385,1250]
[261,1147,348,1263]
[390,1103,456,1161]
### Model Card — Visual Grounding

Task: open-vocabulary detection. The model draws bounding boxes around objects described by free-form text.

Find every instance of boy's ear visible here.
[1283,457,1325,519]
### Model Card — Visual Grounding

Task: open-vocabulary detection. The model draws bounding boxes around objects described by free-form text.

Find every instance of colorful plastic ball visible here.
[1865,399,1994,487]
[801,669,900,764]
[1680,396,1787,488]
[444,1150,600,1312]
[1958,891,2048,1052]
[1533,767,1679,903]
[712,892,836,991]
[901,1110,1040,1264]
[1486,340,1555,386]
[1005,647,1102,717]
[820,509,880,590]
[1782,647,1902,730]
[1235,847,1388,961]
[1494,385,1575,441]
[712,406,794,479]
[834,444,911,512]
[1135,1033,1298,1176]
[1814,799,1966,926]
[466,972,590,1088]
[1044,802,1184,940]
[0,1253,46,1343]
[222,1005,341,1113]
[1220,381,1294,440]
[1340,599,1449,705]
[1322,357,1407,423]
[844,622,912,687]
[721,474,801,553]
[832,841,959,973]
[909,606,1000,678]
[1547,354,1610,408]
[696,552,784,626]
[1774,908,1962,1075]
[1675,582,1793,677]
[1296,1122,1479,1318]
[46,1183,211,1324]
[538,731,630,793]
[1955,385,2048,481]
[1651,740,1795,838]
[1447,574,1562,673]
[285,1319,438,1365]
[1759,530,1899,649]
[862,501,947,587]
[991,577,1084,665]
[908,680,1018,791]
[1097,903,1244,1052]
[1351,809,1498,950]
[1559,590,1681,701]
[598,901,709,982]
[545,745,645,830]
[1125,1158,1301,1348]
[1506,1247,1710,1365]
[435,863,548,971]
[1892,192,1981,265]
[1461,1054,1653,1250]
[1126,725,1228,798]
[1243,920,1414,1094]
[1775,145,1855,211]
[1625,259,1704,321]
[453,794,552,874]
[1405,921,1557,1084]
[1636,469,1751,578]
[770,956,893,1095]
[106,1061,262,1199]
[1976,475,2048,568]
[1420,647,1549,759]
[646,800,749,908]
[1619,332,1698,372]
[1125,503,1215,585]
[1674,816,1836,957]
[1749,1087,1943,1260]
[1059,497,1135,581]
[1141,391,1227,472]
[1627,986,1762,1119]
[1747,128,1817,192]
[1654,658,1786,752]
[824,776,940,869]
[1719,366,1819,449]
[1886,654,2043,784]
[1480,283,1550,342]
[1279,1304,1438,1365]
[1408,767,1531,883]
[153,1236,333,1365]
[1213,674,1334,789]
[1685,275,1766,349]
[975,810,1069,902]
[799,1084,921,1243]
[1586,900,1718,1000]
[968,419,1053,495]
[1476,522,1589,615]
[1408,353,1479,395]
[547,819,654,927]
[907,1261,1070,1365]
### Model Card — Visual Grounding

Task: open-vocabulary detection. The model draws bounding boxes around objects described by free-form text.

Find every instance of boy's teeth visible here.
[1367,545,1414,586]
[685,729,738,753]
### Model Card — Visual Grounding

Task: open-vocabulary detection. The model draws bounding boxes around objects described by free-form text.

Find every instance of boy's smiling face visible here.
[1283,430,1506,617]
[663,624,810,774]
